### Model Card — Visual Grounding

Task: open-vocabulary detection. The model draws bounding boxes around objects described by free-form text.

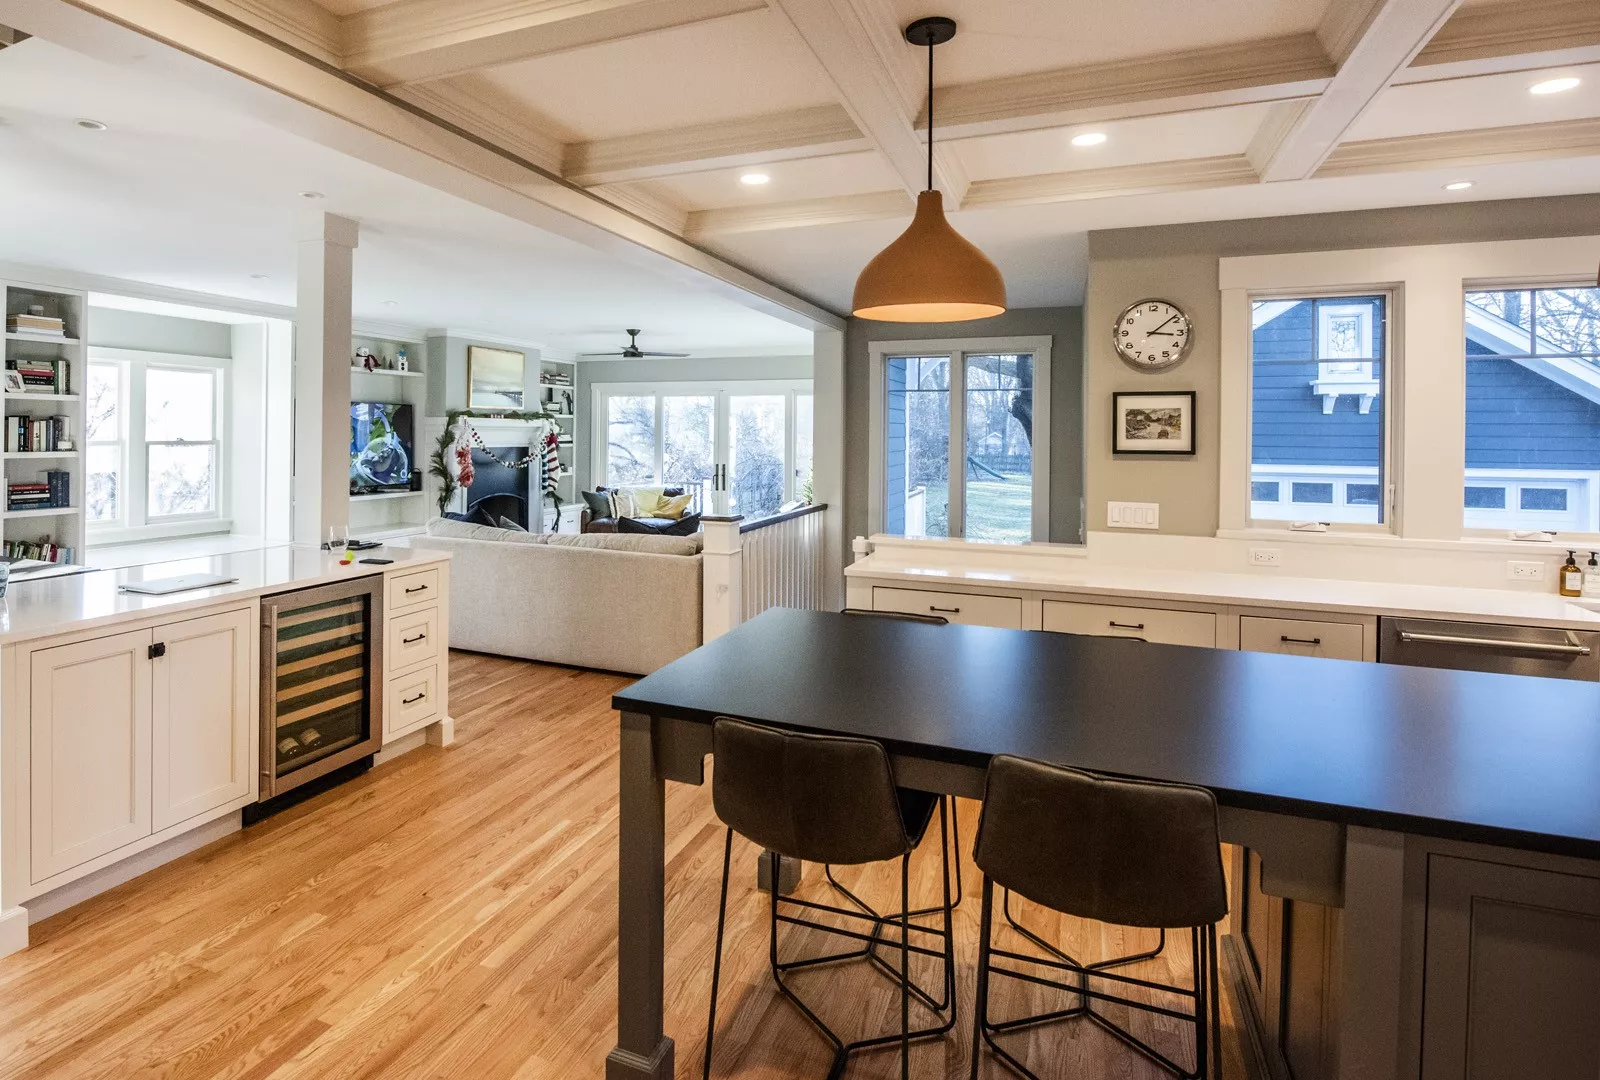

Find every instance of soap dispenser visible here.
[1560,550,1584,597]
[1585,552,1600,599]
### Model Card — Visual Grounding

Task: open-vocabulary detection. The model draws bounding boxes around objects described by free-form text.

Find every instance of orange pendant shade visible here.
[852,191,1006,323]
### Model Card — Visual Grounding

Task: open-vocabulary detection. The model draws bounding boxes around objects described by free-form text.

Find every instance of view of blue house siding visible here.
[884,356,907,535]
[1465,342,1600,471]
[1251,298,1383,467]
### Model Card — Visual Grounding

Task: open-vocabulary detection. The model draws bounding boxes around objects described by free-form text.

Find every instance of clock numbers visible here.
[1114,299,1192,372]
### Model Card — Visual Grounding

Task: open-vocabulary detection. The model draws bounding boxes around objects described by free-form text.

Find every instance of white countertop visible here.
[847,553,1600,630]
[0,545,449,645]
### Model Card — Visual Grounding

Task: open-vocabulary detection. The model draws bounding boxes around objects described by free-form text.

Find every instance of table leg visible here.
[607,711,674,1080]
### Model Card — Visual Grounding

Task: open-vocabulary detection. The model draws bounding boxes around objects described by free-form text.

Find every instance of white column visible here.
[700,516,744,641]
[812,327,846,610]
[293,212,359,547]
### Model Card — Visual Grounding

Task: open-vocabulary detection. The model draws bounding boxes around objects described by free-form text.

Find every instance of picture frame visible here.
[467,346,526,410]
[1112,391,1196,456]
[2,370,23,394]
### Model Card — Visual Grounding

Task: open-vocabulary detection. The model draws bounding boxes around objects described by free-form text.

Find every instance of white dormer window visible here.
[1313,303,1380,413]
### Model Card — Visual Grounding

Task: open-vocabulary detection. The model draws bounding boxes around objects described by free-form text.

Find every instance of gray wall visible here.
[424,333,542,415]
[576,354,815,490]
[88,307,233,356]
[845,307,1086,545]
[1085,193,1600,536]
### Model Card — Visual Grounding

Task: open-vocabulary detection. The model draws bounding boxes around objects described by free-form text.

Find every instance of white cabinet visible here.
[386,605,441,674]
[29,628,153,883]
[872,586,1024,629]
[387,567,440,612]
[1042,599,1217,647]
[382,563,449,744]
[151,608,255,832]
[1239,615,1366,662]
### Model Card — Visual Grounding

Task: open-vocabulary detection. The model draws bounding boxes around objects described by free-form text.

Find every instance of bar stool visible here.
[703,717,957,1080]
[969,755,1228,1080]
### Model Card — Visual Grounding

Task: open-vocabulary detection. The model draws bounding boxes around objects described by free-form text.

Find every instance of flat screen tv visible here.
[350,402,415,495]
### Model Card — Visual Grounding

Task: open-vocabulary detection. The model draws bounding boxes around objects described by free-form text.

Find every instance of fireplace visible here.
[464,446,533,529]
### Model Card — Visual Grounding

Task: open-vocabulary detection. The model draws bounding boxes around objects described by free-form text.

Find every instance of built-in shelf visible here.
[5,451,77,459]
[3,392,80,402]
[4,332,82,344]
[350,366,425,379]
[3,505,80,519]
[351,490,424,502]
[538,381,574,390]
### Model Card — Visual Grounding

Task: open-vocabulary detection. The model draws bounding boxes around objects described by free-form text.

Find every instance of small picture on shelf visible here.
[3,371,22,393]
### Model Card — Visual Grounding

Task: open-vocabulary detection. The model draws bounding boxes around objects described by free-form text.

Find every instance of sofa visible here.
[411,518,703,674]
[580,485,702,536]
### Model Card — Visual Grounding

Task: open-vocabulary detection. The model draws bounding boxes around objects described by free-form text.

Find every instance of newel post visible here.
[701,516,744,642]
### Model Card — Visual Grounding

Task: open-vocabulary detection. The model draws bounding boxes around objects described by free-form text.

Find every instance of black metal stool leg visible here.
[900,850,911,1080]
[703,827,734,1080]
[970,876,994,1080]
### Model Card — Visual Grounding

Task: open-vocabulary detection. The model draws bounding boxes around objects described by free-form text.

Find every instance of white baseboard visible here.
[0,905,27,958]
[374,729,426,764]
[23,814,240,926]
[427,716,456,746]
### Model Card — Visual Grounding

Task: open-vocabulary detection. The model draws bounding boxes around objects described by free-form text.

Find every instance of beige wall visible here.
[1085,193,1600,537]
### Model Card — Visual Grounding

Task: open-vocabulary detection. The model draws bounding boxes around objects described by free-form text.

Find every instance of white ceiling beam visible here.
[1256,0,1463,183]
[344,0,765,87]
[1405,0,1600,78]
[196,0,342,65]
[392,74,565,175]
[765,0,965,205]
[1317,115,1600,177]
[686,191,912,238]
[565,105,869,186]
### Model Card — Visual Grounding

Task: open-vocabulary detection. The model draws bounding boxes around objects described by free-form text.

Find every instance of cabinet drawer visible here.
[1042,600,1216,647]
[386,567,440,612]
[1240,616,1364,661]
[385,663,440,739]
[872,586,1023,629]
[386,606,440,673]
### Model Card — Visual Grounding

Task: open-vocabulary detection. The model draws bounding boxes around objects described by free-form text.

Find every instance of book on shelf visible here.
[7,471,69,511]
[5,359,70,394]
[3,538,72,564]
[5,414,70,452]
[5,314,65,336]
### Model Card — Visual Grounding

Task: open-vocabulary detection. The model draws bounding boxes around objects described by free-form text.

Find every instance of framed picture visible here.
[2,370,22,394]
[467,346,525,409]
[1112,391,1196,455]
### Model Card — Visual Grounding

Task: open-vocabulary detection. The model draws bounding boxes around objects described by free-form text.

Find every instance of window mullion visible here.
[949,351,966,538]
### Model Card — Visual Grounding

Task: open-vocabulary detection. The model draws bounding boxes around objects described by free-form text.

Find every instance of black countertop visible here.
[616,609,1600,861]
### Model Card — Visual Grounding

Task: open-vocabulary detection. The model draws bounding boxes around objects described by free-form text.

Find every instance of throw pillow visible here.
[607,488,636,519]
[629,487,666,517]
[655,493,693,520]
[616,515,667,535]
[497,515,528,533]
[580,490,613,521]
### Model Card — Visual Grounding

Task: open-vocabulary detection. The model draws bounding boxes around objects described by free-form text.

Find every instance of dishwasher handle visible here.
[1396,628,1592,657]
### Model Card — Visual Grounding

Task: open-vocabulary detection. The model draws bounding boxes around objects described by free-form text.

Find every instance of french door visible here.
[593,381,812,519]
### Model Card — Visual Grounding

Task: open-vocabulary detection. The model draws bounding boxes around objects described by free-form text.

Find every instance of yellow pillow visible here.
[655,493,693,520]
[620,487,663,517]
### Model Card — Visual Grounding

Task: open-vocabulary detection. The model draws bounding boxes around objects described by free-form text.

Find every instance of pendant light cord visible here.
[926,36,934,192]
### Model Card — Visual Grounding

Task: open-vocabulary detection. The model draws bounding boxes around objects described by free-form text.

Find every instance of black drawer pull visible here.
[402,633,427,644]
[928,605,961,614]
[401,691,426,705]
[1108,621,1145,631]
[148,642,166,659]
[404,584,428,594]
[1281,635,1322,646]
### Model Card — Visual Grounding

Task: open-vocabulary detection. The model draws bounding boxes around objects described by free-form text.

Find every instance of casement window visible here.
[868,336,1051,544]
[591,381,813,519]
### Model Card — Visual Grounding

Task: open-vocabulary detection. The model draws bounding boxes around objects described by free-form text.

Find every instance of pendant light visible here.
[851,16,1006,323]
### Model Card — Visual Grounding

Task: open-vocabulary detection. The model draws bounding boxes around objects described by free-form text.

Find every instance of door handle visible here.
[928,605,961,614]
[1108,621,1146,631]
[148,642,166,659]
[402,692,426,705]
[402,633,427,644]
[1280,635,1323,646]
[1396,629,1591,656]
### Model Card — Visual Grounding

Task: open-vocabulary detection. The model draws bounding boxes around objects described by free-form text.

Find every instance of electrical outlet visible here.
[1107,501,1159,530]
[1249,547,1282,567]
[1506,561,1545,582]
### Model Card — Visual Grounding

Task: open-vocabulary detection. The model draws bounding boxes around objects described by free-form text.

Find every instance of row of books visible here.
[3,538,72,564]
[5,313,66,337]
[7,359,70,395]
[5,415,70,453]
[8,471,70,512]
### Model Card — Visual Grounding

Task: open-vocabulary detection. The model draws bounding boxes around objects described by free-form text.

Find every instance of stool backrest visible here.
[973,755,1228,928]
[712,717,912,866]
[840,607,949,625]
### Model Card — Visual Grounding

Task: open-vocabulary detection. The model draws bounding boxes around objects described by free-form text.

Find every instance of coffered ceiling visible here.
[14,0,1600,314]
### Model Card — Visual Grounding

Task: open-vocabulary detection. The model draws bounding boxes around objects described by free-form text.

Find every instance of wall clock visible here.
[1113,298,1193,372]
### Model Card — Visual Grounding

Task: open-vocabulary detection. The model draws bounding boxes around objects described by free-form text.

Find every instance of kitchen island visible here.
[0,545,452,958]
[608,608,1600,1080]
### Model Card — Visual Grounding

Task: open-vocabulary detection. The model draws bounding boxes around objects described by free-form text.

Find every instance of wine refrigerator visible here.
[258,577,384,802]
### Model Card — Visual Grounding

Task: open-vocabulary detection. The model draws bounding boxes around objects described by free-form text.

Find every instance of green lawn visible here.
[917,475,1032,543]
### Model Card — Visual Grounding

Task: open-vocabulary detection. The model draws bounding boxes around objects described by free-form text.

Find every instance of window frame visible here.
[85,359,127,528]
[867,335,1053,543]
[143,363,223,523]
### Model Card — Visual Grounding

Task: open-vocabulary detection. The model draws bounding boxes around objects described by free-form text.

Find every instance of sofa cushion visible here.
[617,513,703,537]
[656,492,694,520]
[545,532,702,556]
[497,515,528,533]
[427,518,547,545]
[580,490,612,521]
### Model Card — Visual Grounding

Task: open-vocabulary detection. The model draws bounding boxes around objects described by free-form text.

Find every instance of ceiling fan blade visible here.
[638,350,691,357]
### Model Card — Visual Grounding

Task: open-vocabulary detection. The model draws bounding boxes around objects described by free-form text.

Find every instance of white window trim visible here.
[867,335,1052,543]
[1218,234,1600,546]
[87,347,230,544]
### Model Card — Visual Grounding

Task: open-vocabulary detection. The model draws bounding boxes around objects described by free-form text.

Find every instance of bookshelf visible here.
[3,279,86,564]
[536,356,579,532]
[349,330,429,540]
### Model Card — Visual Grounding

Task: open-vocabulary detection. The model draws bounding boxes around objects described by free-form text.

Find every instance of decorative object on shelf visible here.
[427,408,554,515]
[3,371,22,393]
[1112,391,1197,455]
[1113,298,1193,371]
[851,17,1005,323]
[396,346,409,372]
[467,346,525,408]
[354,346,380,372]
[581,329,688,358]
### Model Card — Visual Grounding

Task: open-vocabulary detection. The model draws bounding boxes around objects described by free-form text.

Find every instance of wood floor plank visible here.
[0,652,1250,1079]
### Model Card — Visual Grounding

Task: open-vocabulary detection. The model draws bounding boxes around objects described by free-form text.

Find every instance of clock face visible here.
[1114,299,1193,371]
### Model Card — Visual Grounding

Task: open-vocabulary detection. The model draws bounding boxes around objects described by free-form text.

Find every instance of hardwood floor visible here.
[0,652,1248,1079]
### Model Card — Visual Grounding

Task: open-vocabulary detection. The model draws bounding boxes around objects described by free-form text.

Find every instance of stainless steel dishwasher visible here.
[1378,617,1600,680]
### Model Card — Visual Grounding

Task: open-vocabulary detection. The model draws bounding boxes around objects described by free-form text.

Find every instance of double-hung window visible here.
[86,362,125,525]
[1248,294,1389,526]
[145,366,220,518]
[870,336,1052,543]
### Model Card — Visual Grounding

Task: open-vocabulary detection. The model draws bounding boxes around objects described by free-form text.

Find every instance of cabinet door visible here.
[30,627,154,882]
[872,586,1024,629]
[152,607,255,832]
[1042,599,1216,646]
[1422,854,1600,1080]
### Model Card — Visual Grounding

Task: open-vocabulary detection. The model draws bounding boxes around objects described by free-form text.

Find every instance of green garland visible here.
[429,408,558,517]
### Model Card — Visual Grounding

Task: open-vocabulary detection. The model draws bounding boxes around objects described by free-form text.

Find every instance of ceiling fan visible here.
[582,329,689,359]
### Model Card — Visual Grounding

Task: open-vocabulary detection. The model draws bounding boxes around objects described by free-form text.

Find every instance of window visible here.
[592,381,812,518]
[872,337,1051,543]
[1250,295,1387,525]
[1463,286,1600,533]
[145,367,219,518]
[86,363,123,524]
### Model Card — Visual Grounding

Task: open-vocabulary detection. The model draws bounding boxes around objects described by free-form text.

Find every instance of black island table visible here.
[606,608,1600,1080]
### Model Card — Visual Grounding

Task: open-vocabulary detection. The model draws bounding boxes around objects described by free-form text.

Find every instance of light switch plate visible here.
[1107,501,1159,530]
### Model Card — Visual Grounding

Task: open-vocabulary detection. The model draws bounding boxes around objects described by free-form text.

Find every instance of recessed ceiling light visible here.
[298,190,325,200]
[1443,180,1475,191]
[380,299,399,306]
[249,274,269,280]
[1070,131,1108,147]
[1530,76,1581,95]
[739,172,771,186]
[74,118,107,131]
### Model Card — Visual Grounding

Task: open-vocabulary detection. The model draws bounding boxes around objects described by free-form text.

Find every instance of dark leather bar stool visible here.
[703,717,957,1080]
[969,755,1228,1080]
